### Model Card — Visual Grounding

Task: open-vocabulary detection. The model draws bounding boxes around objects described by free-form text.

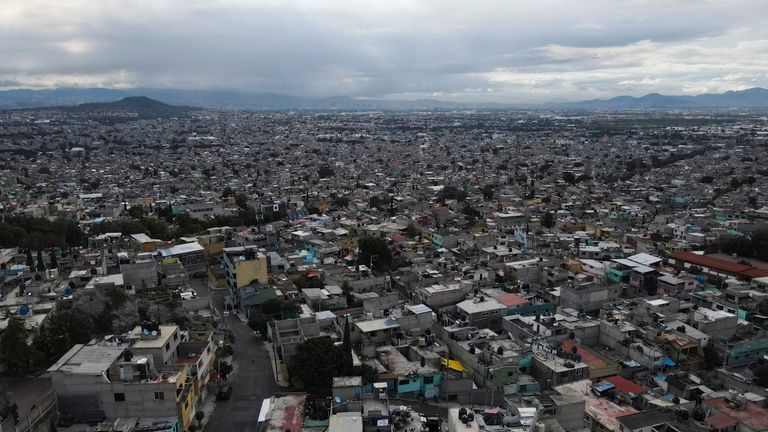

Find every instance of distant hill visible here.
[1,86,767,111]
[0,87,476,111]
[561,87,768,109]
[63,96,199,118]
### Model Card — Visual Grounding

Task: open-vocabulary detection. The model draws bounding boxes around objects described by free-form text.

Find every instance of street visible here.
[204,313,281,432]
[196,281,280,432]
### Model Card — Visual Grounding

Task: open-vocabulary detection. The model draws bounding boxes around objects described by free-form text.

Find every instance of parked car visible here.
[217,385,233,401]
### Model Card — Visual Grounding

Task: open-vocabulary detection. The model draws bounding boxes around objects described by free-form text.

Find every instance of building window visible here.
[165,342,170,351]
[114,393,126,402]
[424,376,434,385]
[154,391,165,400]
[174,333,178,341]
[399,379,410,386]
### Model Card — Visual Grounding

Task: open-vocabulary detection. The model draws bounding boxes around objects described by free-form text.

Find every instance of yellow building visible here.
[223,246,268,288]
[197,232,227,260]
[337,237,359,253]
[175,367,200,432]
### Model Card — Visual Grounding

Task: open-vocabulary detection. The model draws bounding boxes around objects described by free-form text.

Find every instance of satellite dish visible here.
[151,330,158,336]
[143,329,149,335]
[334,396,342,404]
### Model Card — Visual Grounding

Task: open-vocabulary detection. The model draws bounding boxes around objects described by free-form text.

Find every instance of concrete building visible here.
[454,297,506,332]
[559,279,620,314]
[130,324,184,368]
[355,318,400,357]
[531,353,589,389]
[120,253,157,290]
[158,243,206,277]
[48,344,181,426]
[416,282,472,309]
[689,307,738,340]
[270,316,322,365]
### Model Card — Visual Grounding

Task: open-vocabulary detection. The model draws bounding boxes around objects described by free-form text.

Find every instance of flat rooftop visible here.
[356,318,400,333]
[159,242,203,257]
[131,325,179,349]
[457,298,506,314]
[48,344,124,375]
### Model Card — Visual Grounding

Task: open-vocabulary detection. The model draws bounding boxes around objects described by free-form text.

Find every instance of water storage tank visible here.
[18,304,30,316]
[535,421,546,432]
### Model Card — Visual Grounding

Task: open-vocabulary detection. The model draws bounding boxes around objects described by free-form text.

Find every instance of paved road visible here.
[205,312,281,432]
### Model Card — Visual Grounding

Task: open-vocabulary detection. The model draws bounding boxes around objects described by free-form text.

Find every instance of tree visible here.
[341,315,353,372]
[406,222,421,239]
[437,186,466,203]
[481,184,494,201]
[36,250,46,272]
[702,343,720,370]
[289,337,344,395]
[706,230,768,262]
[217,361,233,380]
[542,211,555,229]
[563,171,576,184]
[0,216,86,250]
[195,411,205,428]
[341,280,354,306]
[318,165,335,178]
[462,204,481,226]
[248,312,268,335]
[234,192,249,210]
[368,196,384,210]
[293,275,324,290]
[25,249,34,269]
[222,186,233,198]
[260,298,300,318]
[332,195,350,208]
[358,364,378,385]
[48,250,58,270]
[689,265,703,275]
[127,205,145,219]
[33,310,93,365]
[0,317,40,375]
[357,236,392,272]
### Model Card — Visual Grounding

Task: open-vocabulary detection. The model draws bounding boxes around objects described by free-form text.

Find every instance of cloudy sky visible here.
[2,0,768,102]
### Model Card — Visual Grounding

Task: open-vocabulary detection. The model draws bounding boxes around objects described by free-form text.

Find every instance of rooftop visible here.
[457,298,506,314]
[705,396,768,431]
[159,242,204,257]
[356,318,400,333]
[131,324,179,349]
[495,293,530,307]
[48,344,124,375]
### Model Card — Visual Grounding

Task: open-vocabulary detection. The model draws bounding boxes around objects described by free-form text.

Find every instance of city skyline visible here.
[3,0,768,103]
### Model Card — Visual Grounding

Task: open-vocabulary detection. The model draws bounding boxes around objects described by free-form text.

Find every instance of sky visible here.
[2,0,768,103]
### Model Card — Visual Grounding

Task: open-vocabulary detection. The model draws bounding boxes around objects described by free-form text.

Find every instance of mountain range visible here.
[1,87,767,111]
[559,87,768,109]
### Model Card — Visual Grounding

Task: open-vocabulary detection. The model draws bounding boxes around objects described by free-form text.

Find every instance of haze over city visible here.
[3,0,768,102]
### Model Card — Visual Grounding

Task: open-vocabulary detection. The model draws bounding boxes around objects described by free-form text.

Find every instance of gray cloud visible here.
[1,0,767,102]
